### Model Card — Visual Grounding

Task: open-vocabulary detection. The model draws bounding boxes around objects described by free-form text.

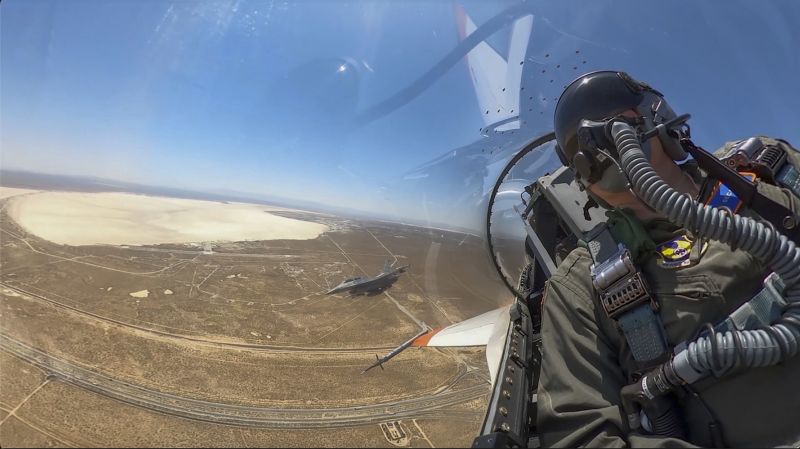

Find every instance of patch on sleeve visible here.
[655,234,708,269]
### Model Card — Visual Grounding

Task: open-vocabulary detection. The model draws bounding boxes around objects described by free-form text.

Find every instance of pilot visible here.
[536,71,800,447]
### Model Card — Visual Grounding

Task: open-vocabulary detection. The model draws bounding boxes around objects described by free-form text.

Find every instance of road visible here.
[0,334,487,429]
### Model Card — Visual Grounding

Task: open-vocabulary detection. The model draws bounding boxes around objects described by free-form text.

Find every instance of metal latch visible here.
[592,245,655,319]
[600,272,655,319]
[591,244,635,290]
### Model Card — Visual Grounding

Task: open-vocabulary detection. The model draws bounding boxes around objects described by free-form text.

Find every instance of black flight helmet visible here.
[554,71,686,192]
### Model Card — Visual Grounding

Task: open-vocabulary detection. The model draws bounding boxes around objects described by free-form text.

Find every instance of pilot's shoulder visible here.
[546,246,593,302]
[717,136,800,211]
[713,135,798,158]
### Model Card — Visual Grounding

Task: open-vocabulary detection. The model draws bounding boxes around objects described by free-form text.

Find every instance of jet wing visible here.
[412,305,512,386]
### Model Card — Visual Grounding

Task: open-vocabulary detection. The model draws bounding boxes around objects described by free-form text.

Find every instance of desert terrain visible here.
[0,187,511,447]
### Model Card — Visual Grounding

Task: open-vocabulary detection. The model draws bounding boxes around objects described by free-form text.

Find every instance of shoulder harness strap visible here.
[584,224,670,370]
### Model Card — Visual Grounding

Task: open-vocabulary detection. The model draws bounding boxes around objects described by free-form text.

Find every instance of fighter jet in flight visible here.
[326,260,408,296]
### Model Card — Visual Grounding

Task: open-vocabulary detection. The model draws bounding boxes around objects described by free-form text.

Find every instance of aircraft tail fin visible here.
[455,3,533,130]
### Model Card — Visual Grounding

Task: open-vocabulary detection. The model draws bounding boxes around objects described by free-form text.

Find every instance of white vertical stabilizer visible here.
[455,5,533,130]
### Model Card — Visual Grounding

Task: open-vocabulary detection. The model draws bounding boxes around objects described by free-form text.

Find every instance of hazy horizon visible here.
[0,168,484,234]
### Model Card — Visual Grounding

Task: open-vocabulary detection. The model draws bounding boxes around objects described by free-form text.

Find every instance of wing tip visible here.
[411,327,442,347]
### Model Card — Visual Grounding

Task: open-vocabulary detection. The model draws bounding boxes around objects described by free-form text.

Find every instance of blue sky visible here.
[2,0,799,229]
[1,1,490,213]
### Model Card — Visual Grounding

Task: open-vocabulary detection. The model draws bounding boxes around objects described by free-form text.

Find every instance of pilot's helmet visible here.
[553,71,682,192]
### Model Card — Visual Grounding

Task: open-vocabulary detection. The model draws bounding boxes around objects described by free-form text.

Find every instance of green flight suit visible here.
[536,141,800,448]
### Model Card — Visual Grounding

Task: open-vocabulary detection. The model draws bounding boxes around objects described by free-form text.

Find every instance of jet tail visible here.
[455,3,533,131]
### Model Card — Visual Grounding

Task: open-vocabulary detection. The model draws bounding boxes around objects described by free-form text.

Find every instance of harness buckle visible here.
[591,245,656,319]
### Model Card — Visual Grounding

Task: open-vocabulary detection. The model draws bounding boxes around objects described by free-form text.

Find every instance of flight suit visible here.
[536,143,800,448]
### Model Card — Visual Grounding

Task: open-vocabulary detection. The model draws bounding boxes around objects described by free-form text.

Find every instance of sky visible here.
[2,0,799,230]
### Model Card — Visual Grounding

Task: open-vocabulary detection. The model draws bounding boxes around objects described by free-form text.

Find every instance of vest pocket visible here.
[650,274,725,344]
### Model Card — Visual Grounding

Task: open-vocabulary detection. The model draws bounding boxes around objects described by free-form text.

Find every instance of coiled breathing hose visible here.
[610,120,800,387]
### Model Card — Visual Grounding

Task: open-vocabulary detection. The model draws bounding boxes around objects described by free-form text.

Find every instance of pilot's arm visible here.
[536,250,697,448]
